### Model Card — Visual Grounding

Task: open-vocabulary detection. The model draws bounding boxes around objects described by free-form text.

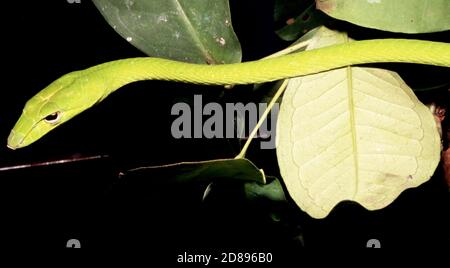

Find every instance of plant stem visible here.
[235,79,289,159]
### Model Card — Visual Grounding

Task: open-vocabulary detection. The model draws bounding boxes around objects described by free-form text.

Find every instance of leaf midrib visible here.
[346,68,359,199]
[172,0,215,64]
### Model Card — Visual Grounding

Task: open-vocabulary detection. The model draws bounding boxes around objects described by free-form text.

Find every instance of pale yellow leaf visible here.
[276,28,441,218]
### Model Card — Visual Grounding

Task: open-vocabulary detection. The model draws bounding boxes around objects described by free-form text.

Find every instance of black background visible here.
[0,0,449,257]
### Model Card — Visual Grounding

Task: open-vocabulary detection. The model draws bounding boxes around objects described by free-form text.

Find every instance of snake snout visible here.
[7,130,24,150]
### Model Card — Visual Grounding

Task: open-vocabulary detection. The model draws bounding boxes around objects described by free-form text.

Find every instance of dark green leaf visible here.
[274,0,312,23]
[93,0,242,64]
[244,176,286,202]
[275,3,325,41]
[120,158,266,184]
[317,0,450,33]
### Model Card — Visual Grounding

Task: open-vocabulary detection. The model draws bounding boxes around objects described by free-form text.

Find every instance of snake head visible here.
[7,69,106,149]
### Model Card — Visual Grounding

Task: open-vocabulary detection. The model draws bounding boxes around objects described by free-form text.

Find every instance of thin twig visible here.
[0,154,109,172]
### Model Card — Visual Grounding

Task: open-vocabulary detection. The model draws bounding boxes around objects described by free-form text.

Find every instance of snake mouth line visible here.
[6,144,17,150]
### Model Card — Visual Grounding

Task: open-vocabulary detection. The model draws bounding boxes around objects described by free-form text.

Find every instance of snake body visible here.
[7,39,450,149]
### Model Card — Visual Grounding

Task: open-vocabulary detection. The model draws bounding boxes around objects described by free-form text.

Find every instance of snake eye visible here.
[44,112,61,124]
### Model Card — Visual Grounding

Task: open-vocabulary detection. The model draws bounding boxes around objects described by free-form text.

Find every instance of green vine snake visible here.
[7,39,450,149]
